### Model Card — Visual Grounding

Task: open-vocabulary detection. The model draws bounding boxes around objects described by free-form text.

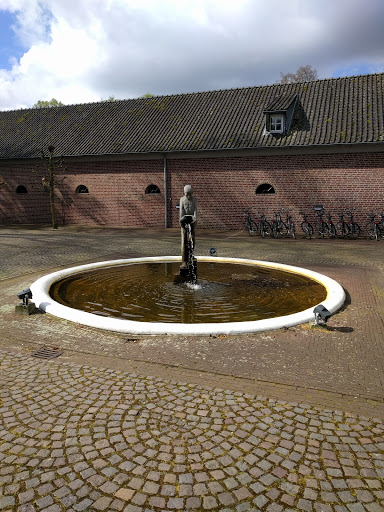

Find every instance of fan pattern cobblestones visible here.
[1,352,383,512]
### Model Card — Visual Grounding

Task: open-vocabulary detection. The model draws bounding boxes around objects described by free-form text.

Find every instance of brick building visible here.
[0,73,383,229]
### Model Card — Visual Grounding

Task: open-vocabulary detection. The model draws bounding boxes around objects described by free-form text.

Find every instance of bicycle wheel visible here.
[365,222,376,239]
[246,220,257,236]
[277,221,288,237]
[318,221,328,237]
[328,223,336,238]
[351,223,361,239]
[271,222,278,238]
[261,221,272,237]
[301,222,312,239]
[338,222,350,238]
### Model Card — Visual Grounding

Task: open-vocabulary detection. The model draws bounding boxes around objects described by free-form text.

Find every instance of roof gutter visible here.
[1,140,383,162]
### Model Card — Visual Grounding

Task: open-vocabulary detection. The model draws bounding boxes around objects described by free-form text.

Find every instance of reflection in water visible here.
[50,262,327,324]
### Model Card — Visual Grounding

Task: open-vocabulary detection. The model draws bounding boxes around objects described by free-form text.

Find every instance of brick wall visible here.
[1,151,383,230]
[168,152,384,230]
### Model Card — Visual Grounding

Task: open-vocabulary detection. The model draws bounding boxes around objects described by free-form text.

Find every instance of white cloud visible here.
[0,0,383,110]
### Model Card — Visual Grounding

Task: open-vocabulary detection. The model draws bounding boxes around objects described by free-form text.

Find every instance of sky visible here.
[0,0,384,111]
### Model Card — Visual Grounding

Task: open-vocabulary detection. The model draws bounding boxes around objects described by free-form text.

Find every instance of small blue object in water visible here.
[210,247,217,256]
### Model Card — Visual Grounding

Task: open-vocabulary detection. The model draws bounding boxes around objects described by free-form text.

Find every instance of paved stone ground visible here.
[0,225,384,511]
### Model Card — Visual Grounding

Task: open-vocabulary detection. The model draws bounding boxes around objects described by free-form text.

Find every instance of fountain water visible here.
[175,220,197,285]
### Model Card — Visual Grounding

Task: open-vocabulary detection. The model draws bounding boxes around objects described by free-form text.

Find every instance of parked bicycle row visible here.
[244,207,384,240]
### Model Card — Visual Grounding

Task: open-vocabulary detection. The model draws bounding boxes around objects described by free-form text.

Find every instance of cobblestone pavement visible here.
[1,226,384,511]
[1,351,383,512]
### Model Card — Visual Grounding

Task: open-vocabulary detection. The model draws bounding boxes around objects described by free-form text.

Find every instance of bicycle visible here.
[365,211,383,241]
[345,209,361,239]
[244,209,258,236]
[325,212,337,238]
[300,212,314,239]
[258,211,272,238]
[379,209,384,236]
[337,212,350,238]
[271,211,288,238]
[283,209,296,238]
[314,208,329,238]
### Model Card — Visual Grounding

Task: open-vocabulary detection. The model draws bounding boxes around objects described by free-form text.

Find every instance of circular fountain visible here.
[30,188,345,335]
[30,256,345,336]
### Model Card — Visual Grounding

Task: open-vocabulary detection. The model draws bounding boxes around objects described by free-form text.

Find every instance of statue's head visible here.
[184,184,193,197]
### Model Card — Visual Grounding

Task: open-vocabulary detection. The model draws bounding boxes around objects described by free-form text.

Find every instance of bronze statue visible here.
[179,185,197,268]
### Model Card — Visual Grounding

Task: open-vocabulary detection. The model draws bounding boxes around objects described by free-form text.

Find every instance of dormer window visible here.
[269,115,284,133]
[264,93,298,135]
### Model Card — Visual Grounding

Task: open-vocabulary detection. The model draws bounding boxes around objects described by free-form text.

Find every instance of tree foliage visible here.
[279,65,318,84]
[33,98,64,108]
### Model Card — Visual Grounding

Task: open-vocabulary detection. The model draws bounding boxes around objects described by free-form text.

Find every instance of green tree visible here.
[279,65,318,84]
[140,93,155,98]
[33,98,64,108]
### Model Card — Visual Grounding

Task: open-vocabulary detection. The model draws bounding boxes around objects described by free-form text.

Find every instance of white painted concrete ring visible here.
[30,256,345,335]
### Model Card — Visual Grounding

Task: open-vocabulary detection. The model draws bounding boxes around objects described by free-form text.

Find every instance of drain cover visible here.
[31,346,63,359]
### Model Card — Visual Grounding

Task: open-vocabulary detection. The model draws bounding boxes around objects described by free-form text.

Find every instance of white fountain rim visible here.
[30,256,345,335]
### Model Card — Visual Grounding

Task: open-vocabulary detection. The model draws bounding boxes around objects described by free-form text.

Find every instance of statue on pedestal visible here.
[178,185,197,283]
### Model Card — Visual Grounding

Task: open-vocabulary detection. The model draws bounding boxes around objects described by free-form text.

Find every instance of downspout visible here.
[163,153,168,228]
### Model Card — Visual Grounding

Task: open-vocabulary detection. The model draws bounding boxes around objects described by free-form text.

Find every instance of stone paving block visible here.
[149,496,166,508]
[35,496,54,509]
[185,496,201,509]
[202,496,218,509]
[17,505,37,512]
[266,504,283,512]
[233,486,253,500]
[18,489,35,504]
[253,494,269,509]
[0,496,15,509]
[115,488,135,501]
[131,493,146,506]
[297,498,313,511]
[167,497,184,509]
[218,492,236,506]
[346,504,366,512]
[92,496,113,510]
[365,504,384,512]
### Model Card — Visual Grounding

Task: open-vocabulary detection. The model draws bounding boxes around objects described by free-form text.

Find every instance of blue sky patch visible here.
[0,10,24,70]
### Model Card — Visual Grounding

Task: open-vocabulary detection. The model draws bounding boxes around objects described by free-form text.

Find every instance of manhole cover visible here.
[31,346,63,359]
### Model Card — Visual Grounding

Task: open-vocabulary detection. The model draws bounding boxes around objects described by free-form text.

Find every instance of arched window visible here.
[256,183,275,194]
[16,185,28,194]
[76,185,89,194]
[145,184,160,194]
